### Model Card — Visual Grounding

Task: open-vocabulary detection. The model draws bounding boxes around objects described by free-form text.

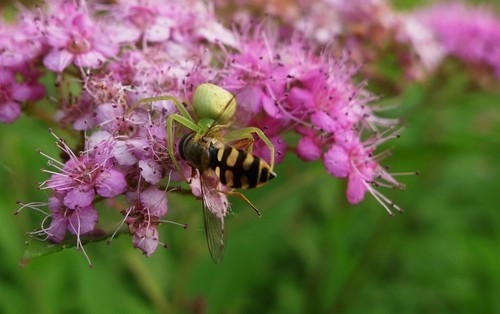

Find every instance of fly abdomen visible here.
[209,145,276,189]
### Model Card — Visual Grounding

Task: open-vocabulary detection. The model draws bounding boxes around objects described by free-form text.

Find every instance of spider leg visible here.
[167,113,199,181]
[126,95,193,120]
[223,127,275,171]
[221,190,262,217]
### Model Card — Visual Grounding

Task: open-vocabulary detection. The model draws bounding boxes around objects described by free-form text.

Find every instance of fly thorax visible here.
[207,138,225,170]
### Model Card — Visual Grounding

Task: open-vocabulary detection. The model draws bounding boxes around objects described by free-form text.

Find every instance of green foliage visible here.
[1,72,500,313]
[1,0,500,312]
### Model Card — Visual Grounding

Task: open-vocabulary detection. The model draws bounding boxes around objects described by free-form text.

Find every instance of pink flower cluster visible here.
[0,12,45,123]
[416,2,500,78]
[285,0,500,81]
[219,27,404,207]
[215,0,445,81]
[10,0,406,259]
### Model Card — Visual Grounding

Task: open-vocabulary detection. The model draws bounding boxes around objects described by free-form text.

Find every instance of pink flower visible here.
[41,131,127,210]
[41,1,119,72]
[251,135,287,165]
[47,195,98,243]
[10,0,412,262]
[0,6,48,68]
[334,129,404,214]
[219,24,404,210]
[106,0,236,46]
[417,2,500,77]
[0,72,22,122]
[111,1,174,43]
[125,186,168,256]
[132,225,160,257]
[0,68,44,123]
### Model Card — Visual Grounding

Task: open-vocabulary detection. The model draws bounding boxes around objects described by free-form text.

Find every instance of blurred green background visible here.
[1,0,500,313]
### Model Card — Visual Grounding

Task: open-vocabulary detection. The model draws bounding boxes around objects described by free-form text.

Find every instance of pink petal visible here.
[46,28,70,48]
[236,86,263,113]
[287,87,314,110]
[140,186,168,217]
[95,168,127,198]
[323,144,350,178]
[74,51,106,68]
[297,136,321,162]
[68,205,98,235]
[48,196,63,211]
[187,171,202,198]
[11,83,32,101]
[95,102,124,130]
[252,135,287,165]
[93,37,120,57]
[73,112,95,130]
[114,141,137,166]
[0,50,25,67]
[139,159,162,184]
[47,215,68,243]
[107,22,141,43]
[0,101,21,123]
[346,173,367,204]
[145,17,172,42]
[262,94,282,118]
[44,49,74,72]
[87,130,112,149]
[63,185,95,209]
[72,14,93,32]
[133,225,159,257]
[0,70,14,84]
[311,111,337,132]
[47,172,73,192]
[197,21,238,47]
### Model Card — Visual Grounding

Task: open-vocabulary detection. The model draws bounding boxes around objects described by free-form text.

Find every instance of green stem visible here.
[125,252,173,313]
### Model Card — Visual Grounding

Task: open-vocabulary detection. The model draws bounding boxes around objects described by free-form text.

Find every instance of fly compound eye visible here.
[192,83,236,124]
[178,132,195,160]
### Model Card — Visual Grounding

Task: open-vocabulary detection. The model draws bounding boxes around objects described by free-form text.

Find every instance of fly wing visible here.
[200,173,228,264]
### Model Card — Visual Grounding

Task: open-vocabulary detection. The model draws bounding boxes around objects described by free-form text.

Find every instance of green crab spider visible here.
[128,83,275,183]
[128,83,276,263]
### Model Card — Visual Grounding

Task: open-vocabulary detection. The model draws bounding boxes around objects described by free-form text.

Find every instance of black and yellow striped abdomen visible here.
[179,133,276,189]
[208,145,276,189]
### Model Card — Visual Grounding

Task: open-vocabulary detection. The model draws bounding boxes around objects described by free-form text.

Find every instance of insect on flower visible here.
[129,83,276,263]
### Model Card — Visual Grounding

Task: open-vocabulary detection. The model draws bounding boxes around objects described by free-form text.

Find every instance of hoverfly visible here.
[178,132,276,189]
[129,83,276,263]
[178,128,276,263]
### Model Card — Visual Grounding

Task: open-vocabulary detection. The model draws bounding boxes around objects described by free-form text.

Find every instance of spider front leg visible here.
[166,113,199,181]
[125,94,198,179]
[126,95,193,120]
[224,127,276,171]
